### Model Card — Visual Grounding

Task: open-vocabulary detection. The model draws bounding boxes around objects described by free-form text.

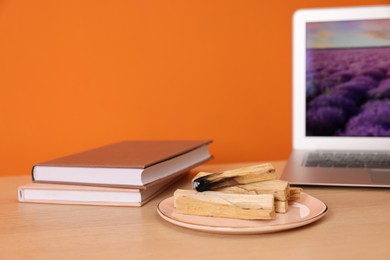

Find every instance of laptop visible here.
[281,5,390,187]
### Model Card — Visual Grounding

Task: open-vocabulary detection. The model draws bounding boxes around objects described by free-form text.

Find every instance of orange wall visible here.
[0,0,387,176]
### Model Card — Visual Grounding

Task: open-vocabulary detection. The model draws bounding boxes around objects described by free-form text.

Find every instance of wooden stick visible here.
[215,180,289,201]
[192,163,276,191]
[289,187,303,201]
[214,180,292,213]
[174,189,276,220]
[275,200,288,213]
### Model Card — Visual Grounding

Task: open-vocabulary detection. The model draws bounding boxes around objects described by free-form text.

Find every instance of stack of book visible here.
[18,140,212,206]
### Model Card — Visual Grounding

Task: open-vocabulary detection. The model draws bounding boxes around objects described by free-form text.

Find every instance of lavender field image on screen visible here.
[305,19,390,137]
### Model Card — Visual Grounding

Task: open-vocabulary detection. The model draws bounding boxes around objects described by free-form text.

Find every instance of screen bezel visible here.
[293,5,390,150]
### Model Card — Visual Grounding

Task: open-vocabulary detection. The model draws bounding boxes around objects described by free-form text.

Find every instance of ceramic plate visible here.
[157,193,327,234]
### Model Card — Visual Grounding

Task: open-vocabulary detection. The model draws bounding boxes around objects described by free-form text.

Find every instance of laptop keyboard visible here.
[305,152,390,169]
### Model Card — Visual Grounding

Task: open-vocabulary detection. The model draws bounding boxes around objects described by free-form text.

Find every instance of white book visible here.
[18,175,181,207]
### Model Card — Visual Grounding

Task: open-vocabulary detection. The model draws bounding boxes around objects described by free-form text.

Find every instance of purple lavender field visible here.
[306,47,390,136]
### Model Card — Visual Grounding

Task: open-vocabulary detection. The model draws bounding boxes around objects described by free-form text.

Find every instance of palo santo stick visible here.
[215,180,290,213]
[215,180,290,201]
[174,189,276,220]
[289,187,303,201]
[192,163,276,192]
[275,200,288,213]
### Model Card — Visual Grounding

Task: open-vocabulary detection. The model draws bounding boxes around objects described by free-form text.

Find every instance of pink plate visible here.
[157,192,327,234]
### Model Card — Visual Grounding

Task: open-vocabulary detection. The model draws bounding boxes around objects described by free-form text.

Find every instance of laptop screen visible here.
[305,19,390,137]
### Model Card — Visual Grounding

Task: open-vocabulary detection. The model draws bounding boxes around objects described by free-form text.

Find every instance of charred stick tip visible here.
[192,177,213,192]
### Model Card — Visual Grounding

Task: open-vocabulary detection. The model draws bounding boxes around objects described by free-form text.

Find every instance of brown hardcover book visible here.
[32,140,212,187]
[19,174,182,207]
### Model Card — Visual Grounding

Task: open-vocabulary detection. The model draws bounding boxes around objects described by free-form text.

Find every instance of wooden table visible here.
[1,161,389,259]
